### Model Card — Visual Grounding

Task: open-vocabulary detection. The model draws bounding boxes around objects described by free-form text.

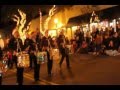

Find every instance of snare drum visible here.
[51,49,60,61]
[0,60,8,73]
[36,52,47,64]
[66,45,72,54]
[17,53,30,68]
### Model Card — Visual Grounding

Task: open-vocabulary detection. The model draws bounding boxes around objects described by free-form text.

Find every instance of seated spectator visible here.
[105,40,120,56]
[77,40,88,54]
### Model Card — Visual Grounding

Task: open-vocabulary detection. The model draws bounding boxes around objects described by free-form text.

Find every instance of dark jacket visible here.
[112,37,120,50]
[8,37,23,52]
[41,36,49,48]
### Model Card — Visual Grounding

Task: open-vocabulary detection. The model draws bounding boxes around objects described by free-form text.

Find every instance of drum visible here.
[51,49,60,61]
[17,52,30,68]
[36,52,47,64]
[66,45,72,54]
[0,60,8,73]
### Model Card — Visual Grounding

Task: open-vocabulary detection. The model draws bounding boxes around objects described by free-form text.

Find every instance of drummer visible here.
[29,32,41,82]
[41,30,53,77]
[24,34,34,69]
[9,30,24,85]
[57,31,71,69]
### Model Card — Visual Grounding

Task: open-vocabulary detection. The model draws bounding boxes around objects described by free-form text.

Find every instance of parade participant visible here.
[24,34,34,69]
[57,31,70,69]
[12,51,17,68]
[10,30,24,85]
[36,33,42,51]
[59,42,70,69]
[57,30,65,50]
[41,30,53,77]
[28,32,41,81]
[33,49,40,82]
[16,64,24,85]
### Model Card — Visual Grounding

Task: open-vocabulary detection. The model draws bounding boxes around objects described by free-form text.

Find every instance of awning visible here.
[66,6,120,28]
[98,5,120,21]
[66,13,91,28]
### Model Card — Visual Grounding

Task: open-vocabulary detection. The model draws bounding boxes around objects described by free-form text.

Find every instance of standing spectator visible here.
[94,34,103,55]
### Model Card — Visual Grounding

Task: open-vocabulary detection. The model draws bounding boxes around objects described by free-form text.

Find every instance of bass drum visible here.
[36,52,47,64]
[17,53,30,68]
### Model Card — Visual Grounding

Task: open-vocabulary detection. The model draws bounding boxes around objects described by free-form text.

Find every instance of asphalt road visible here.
[2,54,120,85]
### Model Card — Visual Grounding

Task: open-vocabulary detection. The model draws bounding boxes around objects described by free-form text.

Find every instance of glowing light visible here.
[12,9,31,43]
[117,21,119,24]
[48,30,57,37]
[54,19,58,24]
[44,5,56,33]
[110,22,113,26]
[58,23,63,28]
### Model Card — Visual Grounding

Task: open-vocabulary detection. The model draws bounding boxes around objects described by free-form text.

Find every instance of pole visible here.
[39,9,43,35]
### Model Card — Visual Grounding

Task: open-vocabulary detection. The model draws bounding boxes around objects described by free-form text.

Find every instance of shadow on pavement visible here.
[67,68,74,78]
[59,69,66,80]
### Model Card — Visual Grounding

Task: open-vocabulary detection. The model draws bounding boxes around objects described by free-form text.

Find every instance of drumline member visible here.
[10,31,24,85]
[29,32,41,82]
[32,35,41,82]
[57,31,71,69]
[41,31,53,77]
[24,34,34,69]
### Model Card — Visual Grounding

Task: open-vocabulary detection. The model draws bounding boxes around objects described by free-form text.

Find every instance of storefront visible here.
[67,13,90,39]
[48,29,57,37]
[98,5,120,32]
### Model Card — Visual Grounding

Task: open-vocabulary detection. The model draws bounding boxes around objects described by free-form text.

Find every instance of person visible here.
[28,32,41,82]
[59,42,70,69]
[77,40,88,54]
[16,65,24,85]
[24,34,34,69]
[7,50,13,69]
[112,32,120,51]
[94,34,103,55]
[12,51,17,68]
[41,30,53,77]
[33,50,40,82]
[105,40,120,56]
[57,31,70,69]
[10,30,24,85]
